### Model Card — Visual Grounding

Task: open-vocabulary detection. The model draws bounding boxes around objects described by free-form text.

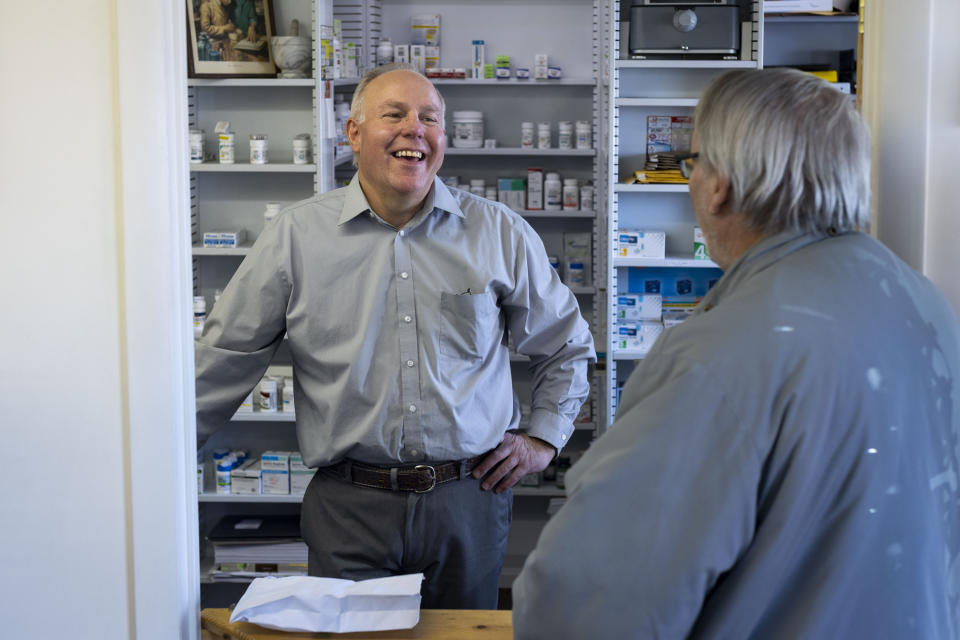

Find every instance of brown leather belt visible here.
[327,455,485,493]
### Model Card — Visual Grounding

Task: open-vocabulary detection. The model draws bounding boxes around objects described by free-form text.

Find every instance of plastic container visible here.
[566,260,587,286]
[576,120,592,150]
[484,186,497,200]
[537,122,552,149]
[282,378,295,412]
[258,377,278,412]
[292,133,311,164]
[376,38,394,66]
[469,178,486,196]
[544,172,562,211]
[264,202,281,226]
[189,129,204,163]
[548,255,561,272]
[562,178,580,210]
[218,132,235,164]
[193,295,206,339]
[452,110,484,149]
[215,457,234,494]
[558,121,573,149]
[580,183,595,212]
[249,134,268,164]
[521,122,535,149]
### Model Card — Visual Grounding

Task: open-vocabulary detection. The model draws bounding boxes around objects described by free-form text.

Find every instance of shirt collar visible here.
[338,174,465,226]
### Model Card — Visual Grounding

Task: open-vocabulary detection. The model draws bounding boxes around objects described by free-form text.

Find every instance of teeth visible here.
[394,150,423,159]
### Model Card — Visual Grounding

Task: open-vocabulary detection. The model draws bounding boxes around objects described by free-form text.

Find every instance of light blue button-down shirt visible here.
[196,176,595,467]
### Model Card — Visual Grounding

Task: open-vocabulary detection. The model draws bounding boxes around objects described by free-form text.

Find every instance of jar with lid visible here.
[193,295,206,339]
[575,120,592,149]
[484,186,497,201]
[520,121,535,149]
[562,178,579,210]
[537,122,552,149]
[189,128,204,163]
[292,133,311,164]
[580,183,595,212]
[249,134,268,164]
[469,178,486,196]
[452,111,484,149]
[558,121,573,149]
[264,202,282,226]
[544,172,562,211]
[258,377,278,412]
[282,377,295,413]
[376,38,394,66]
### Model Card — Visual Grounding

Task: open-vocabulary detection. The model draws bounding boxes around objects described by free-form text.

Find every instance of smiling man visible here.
[194,62,594,608]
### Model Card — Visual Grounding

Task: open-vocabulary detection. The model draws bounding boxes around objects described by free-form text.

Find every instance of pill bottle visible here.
[264,202,282,226]
[484,186,498,200]
[282,377,295,412]
[249,134,268,164]
[258,377,278,412]
[193,295,206,339]
[558,121,573,149]
[218,132,235,164]
[537,122,552,149]
[580,183,595,212]
[215,457,234,494]
[544,172,562,211]
[452,111,484,148]
[231,449,248,464]
[520,122,535,149]
[562,178,580,210]
[376,38,393,66]
[189,128,204,163]
[197,459,204,494]
[292,133,311,164]
[548,255,561,272]
[469,178,486,196]
[566,260,586,287]
[575,120,592,149]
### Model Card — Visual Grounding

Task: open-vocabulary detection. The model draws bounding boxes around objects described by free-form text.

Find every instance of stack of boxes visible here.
[205,450,315,497]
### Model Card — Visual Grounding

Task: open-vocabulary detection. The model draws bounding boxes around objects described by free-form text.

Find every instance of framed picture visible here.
[187,0,277,78]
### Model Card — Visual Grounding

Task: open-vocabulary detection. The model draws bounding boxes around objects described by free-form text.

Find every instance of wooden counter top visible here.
[201,608,513,639]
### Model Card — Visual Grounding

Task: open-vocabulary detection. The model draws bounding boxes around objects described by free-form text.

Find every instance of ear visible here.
[707,172,732,217]
[346,118,361,153]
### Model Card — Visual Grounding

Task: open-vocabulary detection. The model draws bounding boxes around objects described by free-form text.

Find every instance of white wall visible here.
[863,0,960,319]
[0,3,198,639]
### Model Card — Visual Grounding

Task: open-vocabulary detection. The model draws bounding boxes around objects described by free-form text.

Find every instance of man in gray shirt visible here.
[513,68,960,637]
[195,63,594,608]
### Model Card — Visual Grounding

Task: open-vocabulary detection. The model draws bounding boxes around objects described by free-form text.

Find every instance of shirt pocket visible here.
[439,291,500,361]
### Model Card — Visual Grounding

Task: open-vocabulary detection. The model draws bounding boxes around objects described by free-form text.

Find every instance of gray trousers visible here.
[300,465,512,609]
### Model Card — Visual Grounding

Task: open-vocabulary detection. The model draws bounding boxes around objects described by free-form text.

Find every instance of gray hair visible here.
[348,62,446,125]
[695,67,871,235]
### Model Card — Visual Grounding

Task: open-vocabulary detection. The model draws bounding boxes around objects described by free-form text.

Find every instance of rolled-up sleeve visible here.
[194,222,291,444]
[503,221,595,453]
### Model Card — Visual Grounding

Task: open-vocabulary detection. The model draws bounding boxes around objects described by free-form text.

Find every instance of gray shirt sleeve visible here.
[194,220,291,445]
[512,364,759,638]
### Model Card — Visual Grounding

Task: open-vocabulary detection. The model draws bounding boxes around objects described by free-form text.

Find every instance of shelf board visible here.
[192,246,251,257]
[569,286,596,295]
[430,77,594,86]
[614,256,720,269]
[190,162,317,173]
[333,77,361,87]
[446,148,595,156]
[616,59,758,69]
[615,183,688,193]
[520,209,595,218]
[199,492,304,503]
[764,13,859,23]
[616,97,698,108]
[232,411,295,422]
[612,350,648,361]
[187,78,314,87]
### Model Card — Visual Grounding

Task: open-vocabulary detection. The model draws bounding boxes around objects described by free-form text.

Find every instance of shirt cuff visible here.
[523,408,575,455]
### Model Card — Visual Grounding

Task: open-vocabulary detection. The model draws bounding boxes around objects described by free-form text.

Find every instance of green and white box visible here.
[617,229,666,259]
[290,453,316,495]
[694,226,709,260]
[617,293,662,321]
[615,321,664,353]
[260,450,290,495]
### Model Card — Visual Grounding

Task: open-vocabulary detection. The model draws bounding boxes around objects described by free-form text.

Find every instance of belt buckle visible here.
[413,464,436,493]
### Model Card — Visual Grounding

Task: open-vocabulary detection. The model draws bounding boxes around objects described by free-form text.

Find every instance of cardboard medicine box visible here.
[230,458,261,495]
[694,226,709,260]
[260,451,290,495]
[290,453,315,495]
[617,229,666,259]
[615,321,664,353]
[617,293,663,321]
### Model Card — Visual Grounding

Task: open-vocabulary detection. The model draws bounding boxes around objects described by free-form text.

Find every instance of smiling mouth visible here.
[392,150,425,161]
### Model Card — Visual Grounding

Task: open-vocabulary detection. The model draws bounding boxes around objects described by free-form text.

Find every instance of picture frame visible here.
[187,0,277,78]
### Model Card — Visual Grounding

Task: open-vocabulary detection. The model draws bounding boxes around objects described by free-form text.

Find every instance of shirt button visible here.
[400,272,409,279]
[561,434,567,440]
[399,230,405,237]
[410,449,418,456]
[408,404,417,413]
[403,315,412,323]
[406,360,415,367]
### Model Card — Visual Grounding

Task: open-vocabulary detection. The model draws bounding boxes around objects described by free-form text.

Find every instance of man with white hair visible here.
[513,68,960,637]
[195,63,594,608]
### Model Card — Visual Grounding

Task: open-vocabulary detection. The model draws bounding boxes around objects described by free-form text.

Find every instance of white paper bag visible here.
[229,573,424,633]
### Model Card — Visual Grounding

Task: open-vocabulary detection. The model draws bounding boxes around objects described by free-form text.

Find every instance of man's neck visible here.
[707,211,768,271]
[357,177,431,229]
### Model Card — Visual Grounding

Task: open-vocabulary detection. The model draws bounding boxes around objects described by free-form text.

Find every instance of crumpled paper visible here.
[229,573,424,633]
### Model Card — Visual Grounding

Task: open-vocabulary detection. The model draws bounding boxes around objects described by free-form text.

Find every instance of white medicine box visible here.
[617,230,666,259]
[615,321,664,353]
[230,458,261,495]
[290,453,315,494]
[617,293,662,321]
[260,450,290,494]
